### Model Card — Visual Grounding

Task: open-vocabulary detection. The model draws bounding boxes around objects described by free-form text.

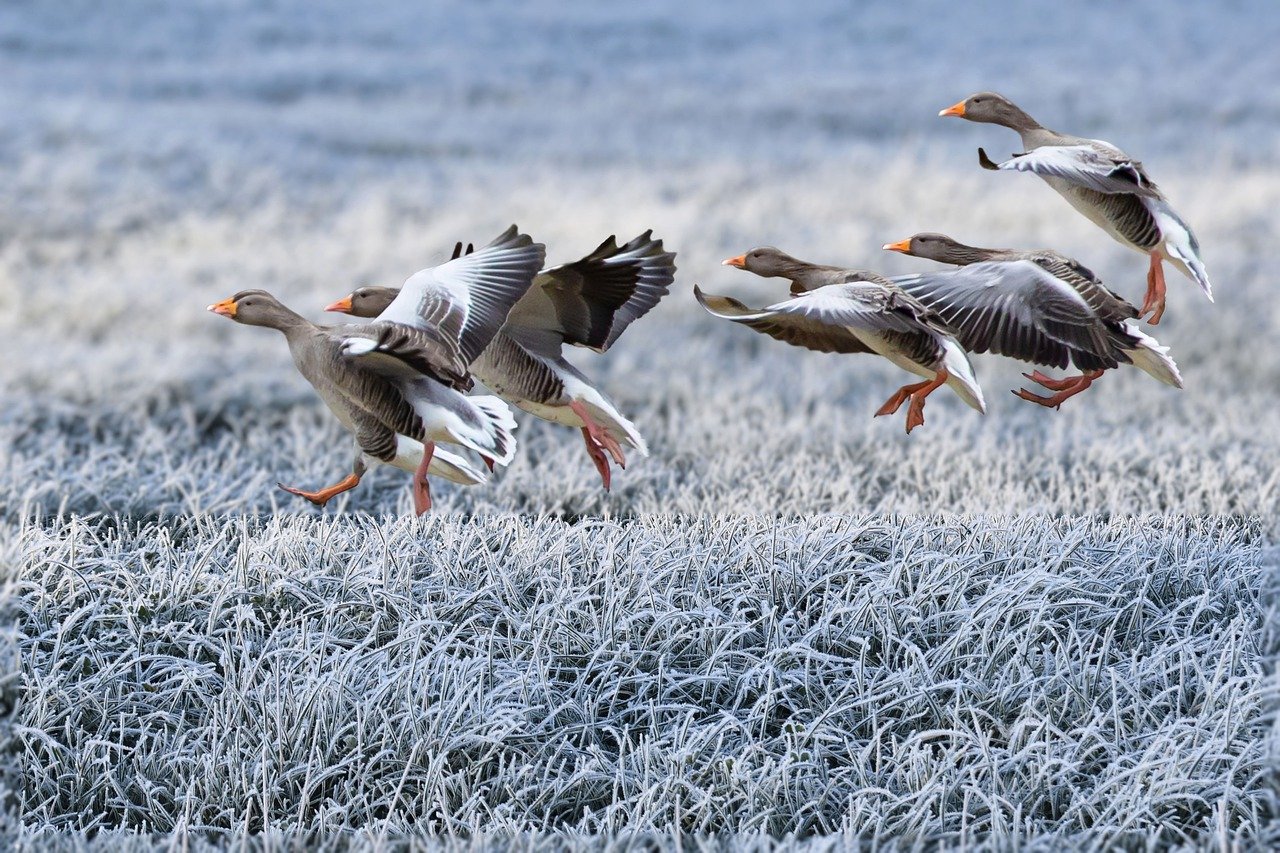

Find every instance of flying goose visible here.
[883,233,1182,407]
[326,231,676,490]
[939,92,1210,324]
[207,226,544,514]
[700,248,985,433]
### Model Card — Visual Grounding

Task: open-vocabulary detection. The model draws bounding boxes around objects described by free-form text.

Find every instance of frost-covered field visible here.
[2,0,1278,849]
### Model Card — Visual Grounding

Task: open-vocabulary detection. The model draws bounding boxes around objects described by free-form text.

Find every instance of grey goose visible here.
[940,92,1210,324]
[326,231,676,491]
[883,233,1181,407]
[207,226,544,514]
[700,247,985,433]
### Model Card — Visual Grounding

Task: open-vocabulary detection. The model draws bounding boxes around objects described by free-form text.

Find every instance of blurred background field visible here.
[2,0,1277,848]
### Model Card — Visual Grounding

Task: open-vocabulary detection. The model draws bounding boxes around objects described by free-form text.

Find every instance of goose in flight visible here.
[884,232,1182,407]
[700,248,985,433]
[939,92,1210,324]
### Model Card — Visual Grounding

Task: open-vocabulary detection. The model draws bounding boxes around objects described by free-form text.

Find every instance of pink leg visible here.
[412,442,434,516]
[1143,252,1167,325]
[570,400,627,469]
[1014,370,1105,409]
[1025,370,1093,392]
[580,427,612,491]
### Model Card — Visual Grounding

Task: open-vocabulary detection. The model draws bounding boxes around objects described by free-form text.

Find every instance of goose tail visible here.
[1121,322,1183,389]
[941,339,987,414]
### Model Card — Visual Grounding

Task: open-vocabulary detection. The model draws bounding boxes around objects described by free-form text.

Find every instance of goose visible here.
[883,233,1182,407]
[326,231,676,490]
[207,226,544,514]
[939,92,1210,324]
[700,248,985,433]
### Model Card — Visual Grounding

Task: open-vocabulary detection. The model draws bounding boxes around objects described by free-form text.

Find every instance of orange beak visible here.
[882,239,913,254]
[324,295,355,314]
[938,100,966,118]
[206,297,238,318]
[722,255,747,268]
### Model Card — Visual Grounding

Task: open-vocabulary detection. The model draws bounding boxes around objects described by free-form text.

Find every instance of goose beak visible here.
[324,295,355,314]
[882,240,912,254]
[722,255,747,268]
[939,101,966,118]
[206,297,238,318]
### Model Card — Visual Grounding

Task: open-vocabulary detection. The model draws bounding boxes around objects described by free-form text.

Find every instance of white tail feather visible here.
[596,405,649,457]
[469,395,519,466]
[1121,323,1183,389]
[1152,199,1213,301]
[941,339,986,414]
[564,379,650,457]
[372,437,490,486]
[425,446,489,486]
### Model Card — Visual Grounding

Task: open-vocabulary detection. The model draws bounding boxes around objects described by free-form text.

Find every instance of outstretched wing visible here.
[694,285,871,354]
[375,225,546,366]
[980,143,1159,197]
[505,230,677,355]
[694,281,946,365]
[892,260,1125,369]
[598,231,677,350]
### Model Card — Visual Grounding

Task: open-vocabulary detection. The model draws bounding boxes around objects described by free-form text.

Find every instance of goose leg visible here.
[278,472,362,507]
[412,441,435,516]
[1142,252,1167,325]
[580,427,612,491]
[569,400,626,468]
[1014,370,1104,409]
[875,379,933,418]
[1024,370,1090,392]
[903,370,948,434]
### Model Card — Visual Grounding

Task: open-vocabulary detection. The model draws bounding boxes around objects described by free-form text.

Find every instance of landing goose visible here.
[700,249,985,433]
[883,233,1182,407]
[326,231,676,490]
[207,226,544,514]
[939,92,1210,324]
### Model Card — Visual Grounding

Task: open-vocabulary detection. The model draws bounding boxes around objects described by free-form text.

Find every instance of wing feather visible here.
[694,281,947,361]
[376,225,546,366]
[992,144,1160,197]
[892,260,1126,370]
[505,230,677,355]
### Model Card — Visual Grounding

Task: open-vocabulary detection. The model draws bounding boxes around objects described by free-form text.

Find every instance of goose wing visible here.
[892,260,1122,369]
[504,230,677,356]
[980,143,1159,197]
[694,281,939,357]
[1028,253,1139,324]
[375,225,546,367]
[334,321,474,391]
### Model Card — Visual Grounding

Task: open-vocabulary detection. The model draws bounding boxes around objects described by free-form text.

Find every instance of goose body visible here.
[942,92,1210,323]
[702,248,985,433]
[289,324,495,487]
[884,232,1182,407]
[208,226,544,513]
[328,231,673,489]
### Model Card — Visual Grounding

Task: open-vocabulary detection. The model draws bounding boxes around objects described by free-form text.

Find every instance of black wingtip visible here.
[977,148,1000,171]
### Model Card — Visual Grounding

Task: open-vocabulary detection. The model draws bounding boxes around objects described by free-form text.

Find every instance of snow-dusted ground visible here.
[3,1,1278,848]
